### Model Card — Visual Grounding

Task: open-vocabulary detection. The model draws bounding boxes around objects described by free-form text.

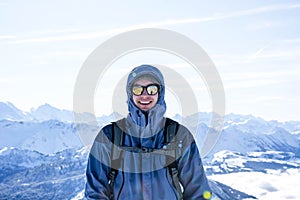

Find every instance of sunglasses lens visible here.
[132,84,159,96]
[132,86,143,95]
[147,85,158,95]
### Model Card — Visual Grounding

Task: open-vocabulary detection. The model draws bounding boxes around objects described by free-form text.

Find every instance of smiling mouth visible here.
[138,100,152,105]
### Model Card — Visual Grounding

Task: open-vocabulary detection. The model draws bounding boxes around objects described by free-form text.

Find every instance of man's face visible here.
[132,79,159,111]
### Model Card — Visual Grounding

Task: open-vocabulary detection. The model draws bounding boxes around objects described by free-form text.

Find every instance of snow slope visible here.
[0,102,27,121]
[0,147,257,200]
[0,119,100,154]
[1,102,300,199]
[0,102,299,160]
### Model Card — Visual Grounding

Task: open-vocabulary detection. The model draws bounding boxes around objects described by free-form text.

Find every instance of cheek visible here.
[152,95,159,104]
[132,96,138,103]
[132,95,140,99]
[155,95,159,101]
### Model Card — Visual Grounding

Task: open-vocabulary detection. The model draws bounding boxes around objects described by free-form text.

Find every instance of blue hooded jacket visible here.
[85,65,212,200]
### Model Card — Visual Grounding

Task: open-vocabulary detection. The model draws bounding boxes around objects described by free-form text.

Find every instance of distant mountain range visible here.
[0,102,122,123]
[1,102,299,156]
[1,101,300,199]
[0,102,87,122]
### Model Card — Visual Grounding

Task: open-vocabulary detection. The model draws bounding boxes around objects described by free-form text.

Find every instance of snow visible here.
[71,190,84,200]
[1,102,300,199]
[1,147,253,199]
[0,120,101,154]
[209,169,300,199]
[0,146,8,154]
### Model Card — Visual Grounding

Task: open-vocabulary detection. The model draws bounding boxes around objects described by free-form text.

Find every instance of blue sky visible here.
[1,0,300,121]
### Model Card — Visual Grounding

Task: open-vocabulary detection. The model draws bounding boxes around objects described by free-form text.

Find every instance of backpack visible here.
[108,118,183,200]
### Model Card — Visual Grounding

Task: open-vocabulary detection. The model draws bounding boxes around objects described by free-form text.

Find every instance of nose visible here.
[141,88,149,96]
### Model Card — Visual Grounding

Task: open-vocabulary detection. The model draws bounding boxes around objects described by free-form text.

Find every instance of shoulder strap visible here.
[164,118,178,143]
[109,118,125,200]
[111,119,125,161]
[109,118,183,200]
[164,118,183,200]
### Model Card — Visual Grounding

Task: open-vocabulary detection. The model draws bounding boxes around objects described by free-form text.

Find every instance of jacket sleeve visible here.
[177,126,212,200]
[85,126,113,200]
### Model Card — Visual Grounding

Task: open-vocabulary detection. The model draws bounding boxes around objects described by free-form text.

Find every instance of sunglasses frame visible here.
[131,83,160,96]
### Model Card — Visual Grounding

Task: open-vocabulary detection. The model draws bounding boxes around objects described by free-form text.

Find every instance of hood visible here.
[126,65,166,127]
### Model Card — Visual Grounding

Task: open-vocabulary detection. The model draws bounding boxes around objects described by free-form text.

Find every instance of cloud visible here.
[212,37,300,66]
[0,35,16,40]
[221,68,300,90]
[221,3,300,19]
[246,41,300,62]
[224,79,278,89]
[3,3,300,44]
[224,69,300,81]
[247,43,273,61]
[245,21,280,31]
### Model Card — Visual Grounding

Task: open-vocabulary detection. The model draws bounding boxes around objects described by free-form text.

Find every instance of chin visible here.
[139,105,154,111]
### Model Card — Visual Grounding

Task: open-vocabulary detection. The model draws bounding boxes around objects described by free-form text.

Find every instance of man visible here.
[85,65,212,199]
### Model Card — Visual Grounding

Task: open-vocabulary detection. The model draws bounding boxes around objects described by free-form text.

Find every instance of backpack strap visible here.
[111,119,125,161]
[164,118,183,200]
[108,118,183,200]
[109,118,125,200]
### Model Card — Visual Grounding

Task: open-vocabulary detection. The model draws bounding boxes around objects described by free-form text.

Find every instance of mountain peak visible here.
[0,102,25,121]
[32,103,60,112]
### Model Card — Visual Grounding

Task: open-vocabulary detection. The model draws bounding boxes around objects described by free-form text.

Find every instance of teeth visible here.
[139,101,151,104]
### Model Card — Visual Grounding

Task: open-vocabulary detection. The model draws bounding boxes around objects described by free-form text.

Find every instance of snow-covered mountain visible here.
[204,150,299,175]
[30,103,75,122]
[1,102,300,199]
[197,124,300,159]
[189,113,300,159]
[0,102,123,124]
[0,119,103,154]
[224,113,300,135]
[0,102,28,121]
[1,147,298,199]
[0,147,258,200]
[1,102,299,155]
[183,112,300,135]
[0,147,88,200]
[0,102,73,122]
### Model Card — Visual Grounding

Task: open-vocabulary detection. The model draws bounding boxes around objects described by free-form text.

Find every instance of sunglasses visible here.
[132,84,160,96]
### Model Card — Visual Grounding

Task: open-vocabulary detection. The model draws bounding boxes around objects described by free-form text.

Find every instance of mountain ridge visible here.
[0,102,299,155]
[1,102,300,199]
[1,101,300,124]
